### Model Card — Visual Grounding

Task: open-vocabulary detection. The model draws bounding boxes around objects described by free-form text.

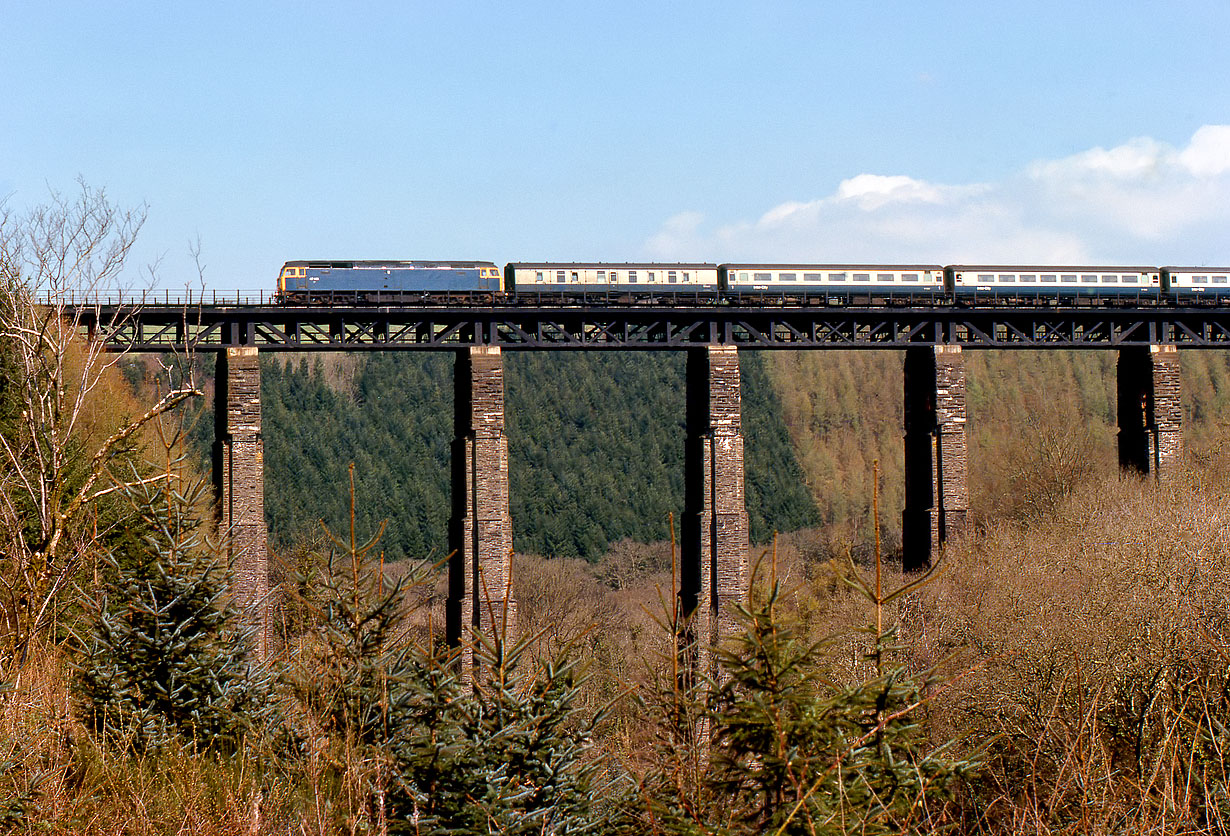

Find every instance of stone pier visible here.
[448,347,516,663]
[681,346,749,667]
[1117,344,1182,479]
[212,347,271,654]
[902,345,969,572]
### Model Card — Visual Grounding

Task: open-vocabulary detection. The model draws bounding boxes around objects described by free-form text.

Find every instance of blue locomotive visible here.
[277,260,502,304]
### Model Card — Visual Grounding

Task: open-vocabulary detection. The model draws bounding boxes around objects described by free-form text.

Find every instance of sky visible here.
[3,1,1230,291]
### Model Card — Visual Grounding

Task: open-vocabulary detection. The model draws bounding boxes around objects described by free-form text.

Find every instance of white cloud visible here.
[646,125,1230,266]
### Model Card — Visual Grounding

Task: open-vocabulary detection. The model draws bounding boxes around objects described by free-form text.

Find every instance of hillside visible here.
[260,350,821,561]
[765,348,1230,543]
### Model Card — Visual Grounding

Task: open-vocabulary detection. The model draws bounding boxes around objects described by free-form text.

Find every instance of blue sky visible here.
[4,1,1230,290]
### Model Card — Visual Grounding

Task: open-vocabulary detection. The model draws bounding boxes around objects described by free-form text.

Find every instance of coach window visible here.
[571,271,580,282]
[1215,276,1229,284]
[1020,274,1036,282]
[682,272,690,282]
[901,273,918,282]
[1040,274,1057,282]
[999,275,1016,283]
[1194,275,1209,284]
[739,272,749,282]
[647,272,656,282]
[597,270,606,281]
[877,273,893,282]
[628,271,638,283]
[780,273,797,281]
[535,271,544,283]
[1121,274,1138,283]
[854,273,870,282]
[978,274,994,282]
[1061,274,1077,283]
[804,272,821,281]
[754,272,771,282]
[668,271,677,283]
[1102,275,1118,283]
[829,273,846,282]
[1081,274,1098,283]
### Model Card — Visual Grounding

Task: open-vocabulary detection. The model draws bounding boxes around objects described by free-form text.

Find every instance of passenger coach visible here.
[1163,267,1230,300]
[947,265,1161,302]
[720,264,946,302]
[505,263,720,302]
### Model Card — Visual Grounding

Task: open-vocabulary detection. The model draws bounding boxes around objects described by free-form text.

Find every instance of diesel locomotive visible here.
[276,260,1230,305]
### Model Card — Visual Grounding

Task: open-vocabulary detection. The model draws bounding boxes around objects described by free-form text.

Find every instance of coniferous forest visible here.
[259,350,820,562]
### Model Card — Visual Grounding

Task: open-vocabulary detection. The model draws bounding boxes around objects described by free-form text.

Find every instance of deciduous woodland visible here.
[7,187,1230,834]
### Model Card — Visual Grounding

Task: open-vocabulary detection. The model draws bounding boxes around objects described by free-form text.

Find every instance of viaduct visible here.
[76,300,1200,658]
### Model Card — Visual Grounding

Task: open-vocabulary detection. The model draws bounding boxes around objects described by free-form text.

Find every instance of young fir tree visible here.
[392,628,633,835]
[286,464,632,834]
[73,460,271,752]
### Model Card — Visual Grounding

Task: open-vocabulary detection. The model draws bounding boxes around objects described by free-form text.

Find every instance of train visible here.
[275,260,1230,305]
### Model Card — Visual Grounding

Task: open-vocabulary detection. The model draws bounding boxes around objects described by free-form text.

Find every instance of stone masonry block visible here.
[903,346,968,571]
[683,346,750,668]
[449,347,516,655]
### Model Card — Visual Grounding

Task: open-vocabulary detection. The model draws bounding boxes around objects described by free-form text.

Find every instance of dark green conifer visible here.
[73,462,271,752]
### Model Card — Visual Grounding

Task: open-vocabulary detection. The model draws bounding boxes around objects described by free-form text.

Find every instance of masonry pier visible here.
[448,347,516,662]
[681,346,750,668]
[212,347,271,654]
[1117,344,1182,479]
[902,345,969,572]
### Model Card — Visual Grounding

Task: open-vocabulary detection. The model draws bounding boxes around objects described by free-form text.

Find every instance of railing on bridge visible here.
[42,288,278,307]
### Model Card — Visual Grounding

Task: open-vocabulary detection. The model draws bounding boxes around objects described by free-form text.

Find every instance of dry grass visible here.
[9,461,1230,833]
